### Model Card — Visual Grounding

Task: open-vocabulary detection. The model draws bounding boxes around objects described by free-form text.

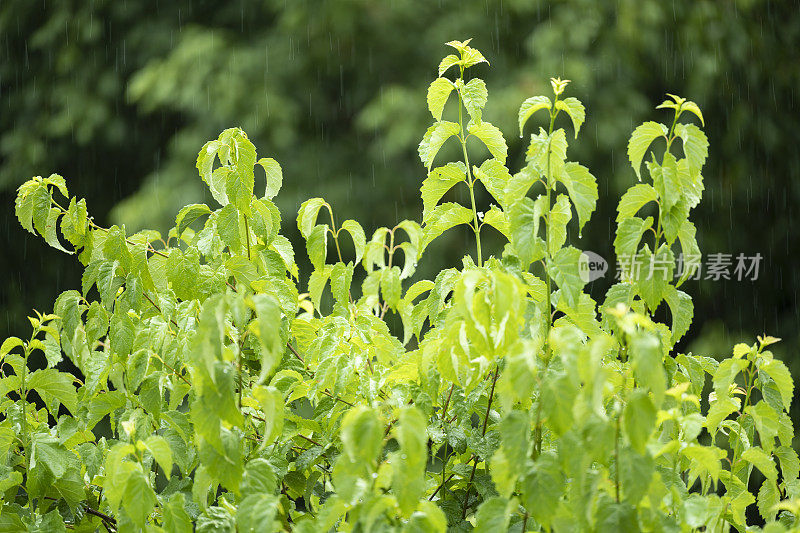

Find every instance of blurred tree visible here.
[1,1,798,412]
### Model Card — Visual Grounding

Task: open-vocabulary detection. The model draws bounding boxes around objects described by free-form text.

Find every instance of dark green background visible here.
[2,1,798,410]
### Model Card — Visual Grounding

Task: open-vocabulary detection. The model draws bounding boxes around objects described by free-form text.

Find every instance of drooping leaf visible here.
[518,96,551,136]
[418,121,461,170]
[467,121,508,163]
[627,122,667,180]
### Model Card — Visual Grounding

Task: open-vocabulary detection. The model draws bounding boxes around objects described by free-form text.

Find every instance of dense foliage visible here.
[3,2,799,385]
[2,41,797,531]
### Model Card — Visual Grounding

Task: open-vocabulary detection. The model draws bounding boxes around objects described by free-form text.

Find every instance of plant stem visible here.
[461,367,499,519]
[457,65,482,267]
[615,413,621,503]
[243,214,251,260]
[544,102,558,361]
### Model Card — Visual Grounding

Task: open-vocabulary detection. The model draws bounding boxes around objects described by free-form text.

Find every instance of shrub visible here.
[2,39,797,532]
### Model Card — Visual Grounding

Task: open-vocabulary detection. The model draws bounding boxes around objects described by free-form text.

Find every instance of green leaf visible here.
[630,333,666,404]
[31,435,74,479]
[438,54,461,77]
[617,183,658,222]
[226,130,257,215]
[650,153,681,211]
[27,368,77,414]
[0,337,23,359]
[217,204,242,252]
[619,448,655,505]
[509,197,545,266]
[381,266,402,308]
[122,468,158,528]
[481,206,510,241]
[614,216,653,262]
[624,389,656,453]
[329,262,353,304]
[557,162,598,233]
[427,78,455,122]
[674,123,709,173]
[518,96,551,136]
[163,493,193,533]
[526,128,567,181]
[421,202,474,251]
[555,96,585,137]
[547,246,586,309]
[760,358,794,411]
[627,121,667,180]
[636,244,674,311]
[339,220,366,265]
[341,406,382,466]
[393,407,427,517]
[680,100,705,126]
[474,497,512,532]
[467,121,508,163]
[473,159,511,208]
[521,452,563,529]
[663,285,693,344]
[167,246,201,301]
[461,45,489,69]
[250,295,283,383]
[15,180,51,235]
[421,163,467,221]
[757,479,780,522]
[144,435,173,479]
[682,444,725,484]
[254,386,284,444]
[257,157,283,198]
[548,194,572,256]
[741,448,778,480]
[297,197,327,239]
[746,402,780,453]
[237,494,280,532]
[775,445,800,481]
[306,224,328,270]
[418,121,460,170]
[459,78,488,122]
[713,358,749,395]
[176,203,212,237]
[43,207,71,253]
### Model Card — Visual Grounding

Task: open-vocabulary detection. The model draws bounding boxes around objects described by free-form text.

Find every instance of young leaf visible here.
[427,78,455,122]
[509,197,545,266]
[418,121,460,170]
[673,123,709,174]
[257,157,283,198]
[680,100,705,127]
[473,158,512,208]
[421,163,466,220]
[663,285,693,344]
[627,122,668,180]
[518,96,551,136]
[459,78,488,122]
[468,121,508,163]
[557,162,598,232]
[339,220,366,265]
[176,203,212,238]
[421,202,474,251]
[26,368,77,414]
[555,97,585,138]
[547,246,586,309]
[438,54,461,77]
[297,198,327,239]
[617,183,658,222]
[614,216,653,261]
[143,435,173,479]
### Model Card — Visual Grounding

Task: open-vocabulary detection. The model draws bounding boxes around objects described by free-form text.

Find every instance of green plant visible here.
[1,40,796,532]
